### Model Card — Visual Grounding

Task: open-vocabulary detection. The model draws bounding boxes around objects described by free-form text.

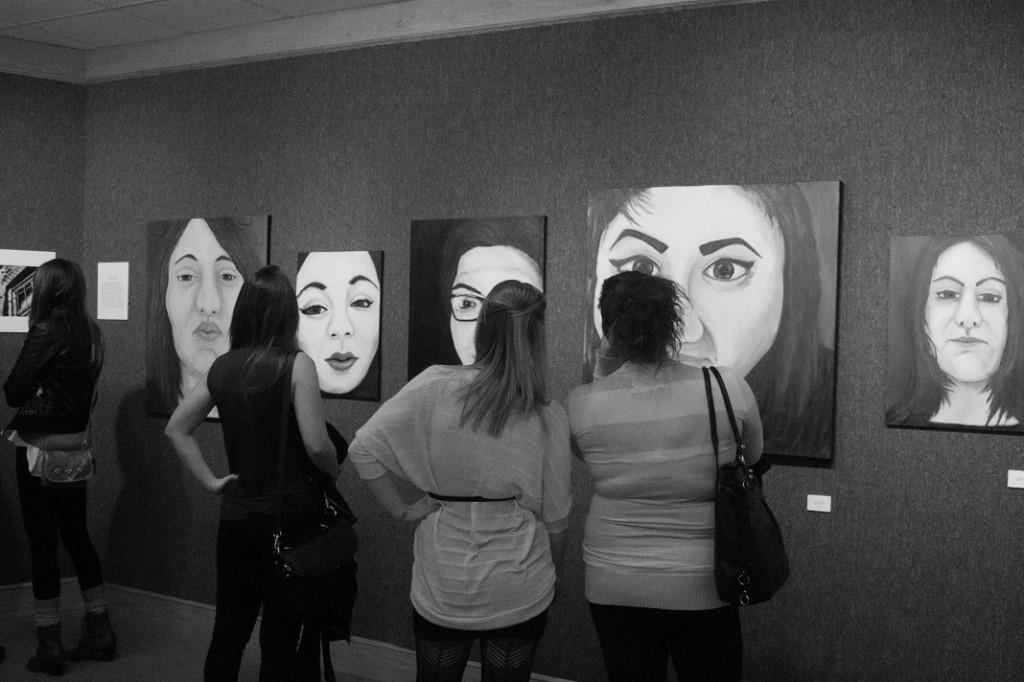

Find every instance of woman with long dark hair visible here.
[570,271,764,681]
[4,258,114,675]
[165,265,348,680]
[350,279,571,681]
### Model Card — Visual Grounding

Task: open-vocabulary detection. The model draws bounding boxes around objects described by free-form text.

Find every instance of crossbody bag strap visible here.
[272,354,295,547]
[708,366,746,466]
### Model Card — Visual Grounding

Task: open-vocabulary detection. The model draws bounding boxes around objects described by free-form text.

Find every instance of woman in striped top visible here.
[569,271,764,682]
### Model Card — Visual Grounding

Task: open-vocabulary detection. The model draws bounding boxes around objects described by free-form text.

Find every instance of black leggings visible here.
[203,514,322,682]
[15,446,104,601]
[589,602,741,682]
[412,609,547,682]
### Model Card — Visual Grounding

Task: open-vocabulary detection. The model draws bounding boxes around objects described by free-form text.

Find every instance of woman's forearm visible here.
[167,431,218,490]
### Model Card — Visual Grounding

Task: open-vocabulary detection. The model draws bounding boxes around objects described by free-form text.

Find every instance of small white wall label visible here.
[806,494,832,513]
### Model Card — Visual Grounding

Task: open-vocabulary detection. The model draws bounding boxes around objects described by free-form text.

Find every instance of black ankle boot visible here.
[26,623,64,676]
[66,611,116,662]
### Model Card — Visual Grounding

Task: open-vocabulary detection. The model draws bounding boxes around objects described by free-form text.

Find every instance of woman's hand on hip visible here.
[401,495,441,522]
[207,473,239,495]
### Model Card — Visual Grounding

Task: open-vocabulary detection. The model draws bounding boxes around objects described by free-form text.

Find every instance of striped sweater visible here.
[568,360,763,610]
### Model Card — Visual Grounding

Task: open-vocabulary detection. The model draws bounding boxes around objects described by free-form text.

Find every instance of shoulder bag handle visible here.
[702,366,746,467]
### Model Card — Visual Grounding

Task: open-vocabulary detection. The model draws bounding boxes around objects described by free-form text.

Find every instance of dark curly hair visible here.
[599,271,684,365]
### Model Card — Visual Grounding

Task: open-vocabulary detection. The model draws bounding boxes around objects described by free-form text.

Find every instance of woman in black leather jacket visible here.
[4,258,115,676]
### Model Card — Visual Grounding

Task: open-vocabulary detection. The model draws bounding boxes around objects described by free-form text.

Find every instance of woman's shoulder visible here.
[416,364,475,386]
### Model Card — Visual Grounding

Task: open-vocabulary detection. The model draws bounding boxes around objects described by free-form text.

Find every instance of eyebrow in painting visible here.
[350,274,379,289]
[610,229,668,253]
[172,253,236,266]
[297,281,327,296]
[450,282,484,295]
[933,275,1007,288]
[699,238,762,258]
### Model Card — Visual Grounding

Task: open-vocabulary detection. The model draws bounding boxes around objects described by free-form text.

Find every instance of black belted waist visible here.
[428,493,516,502]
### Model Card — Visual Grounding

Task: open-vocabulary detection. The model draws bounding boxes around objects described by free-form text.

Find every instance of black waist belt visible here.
[428,493,516,502]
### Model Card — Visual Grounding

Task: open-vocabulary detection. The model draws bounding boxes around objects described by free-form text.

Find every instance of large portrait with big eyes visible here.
[585,183,840,460]
[296,251,383,401]
[146,215,269,418]
[887,234,1024,433]
[408,216,546,379]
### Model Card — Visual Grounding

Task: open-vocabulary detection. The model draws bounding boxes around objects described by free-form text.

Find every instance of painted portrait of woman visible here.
[887,234,1024,430]
[296,250,383,400]
[145,215,267,417]
[408,216,545,378]
[585,183,839,459]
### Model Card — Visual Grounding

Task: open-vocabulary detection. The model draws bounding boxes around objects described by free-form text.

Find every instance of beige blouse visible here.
[349,365,572,630]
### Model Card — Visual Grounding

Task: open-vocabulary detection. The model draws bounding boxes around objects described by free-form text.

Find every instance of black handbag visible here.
[703,366,789,607]
[269,358,358,681]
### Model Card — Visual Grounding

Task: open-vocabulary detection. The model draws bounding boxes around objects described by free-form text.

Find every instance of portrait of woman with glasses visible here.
[407,217,546,377]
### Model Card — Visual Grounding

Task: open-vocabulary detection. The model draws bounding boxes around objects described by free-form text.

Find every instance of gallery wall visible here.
[3,0,1024,679]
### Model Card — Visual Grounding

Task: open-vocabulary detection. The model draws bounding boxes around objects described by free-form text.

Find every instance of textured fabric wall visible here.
[0,74,85,586]
[11,0,1024,678]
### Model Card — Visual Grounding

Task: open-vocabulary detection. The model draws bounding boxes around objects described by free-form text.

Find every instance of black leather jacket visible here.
[4,307,101,434]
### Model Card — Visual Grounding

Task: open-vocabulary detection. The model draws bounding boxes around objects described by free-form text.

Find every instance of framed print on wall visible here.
[887,234,1024,432]
[408,216,547,379]
[0,249,56,332]
[584,183,841,460]
[296,250,383,401]
[145,215,269,418]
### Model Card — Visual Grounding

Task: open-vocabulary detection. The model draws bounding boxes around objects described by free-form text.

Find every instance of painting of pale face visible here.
[925,241,1008,386]
[593,186,785,376]
[407,216,547,379]
[296,251,382,397]
[449,245,543,365]
[146,215,267,418]
[165,218,243,395]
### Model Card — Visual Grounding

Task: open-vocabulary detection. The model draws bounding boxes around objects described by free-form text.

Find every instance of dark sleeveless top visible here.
[207,349,320,520]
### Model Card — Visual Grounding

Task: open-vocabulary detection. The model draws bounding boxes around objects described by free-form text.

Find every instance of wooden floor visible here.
[0,582,377,681]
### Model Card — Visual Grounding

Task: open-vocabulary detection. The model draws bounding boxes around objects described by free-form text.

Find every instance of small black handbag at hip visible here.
[268,357,358,682]
[703,366,789,607]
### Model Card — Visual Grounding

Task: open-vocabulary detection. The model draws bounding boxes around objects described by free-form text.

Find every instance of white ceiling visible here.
[0,0,404,50]
[0,0,764,83]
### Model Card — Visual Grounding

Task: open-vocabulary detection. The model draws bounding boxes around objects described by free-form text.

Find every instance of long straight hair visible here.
[30,258,103,378]
[229,265,298,389]
[459,280,547,437]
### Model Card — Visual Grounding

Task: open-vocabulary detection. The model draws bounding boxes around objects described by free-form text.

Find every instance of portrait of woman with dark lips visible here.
[585,183,839,459]
[887,234,1024,430]
[408,216,545,379]
[295,250,382,401]
[146,216,267,417]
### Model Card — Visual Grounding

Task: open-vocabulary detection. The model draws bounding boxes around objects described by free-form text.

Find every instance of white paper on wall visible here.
[97,261,129,320]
